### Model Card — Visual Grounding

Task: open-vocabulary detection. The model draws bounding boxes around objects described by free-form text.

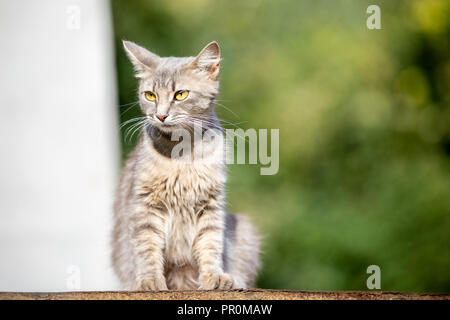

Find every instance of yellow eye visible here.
[174,90,189,101]
[144,91,156,102]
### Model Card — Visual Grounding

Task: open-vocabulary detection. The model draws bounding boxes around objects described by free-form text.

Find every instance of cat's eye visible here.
[174,90,189,101]
[144,91,157,102]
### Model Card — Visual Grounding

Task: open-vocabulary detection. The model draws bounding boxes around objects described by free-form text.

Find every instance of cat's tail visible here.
[225,213,261,288]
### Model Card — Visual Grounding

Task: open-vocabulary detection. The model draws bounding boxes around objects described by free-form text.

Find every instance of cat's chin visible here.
[153,123,180,134]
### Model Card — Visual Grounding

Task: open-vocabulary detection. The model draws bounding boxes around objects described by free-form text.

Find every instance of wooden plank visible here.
[0,289,448,300]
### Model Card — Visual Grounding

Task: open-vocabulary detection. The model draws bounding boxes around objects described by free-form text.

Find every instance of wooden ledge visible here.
[0,289,448,300]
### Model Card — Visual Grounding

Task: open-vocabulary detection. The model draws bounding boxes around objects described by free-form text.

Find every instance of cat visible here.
[111,40,261,290]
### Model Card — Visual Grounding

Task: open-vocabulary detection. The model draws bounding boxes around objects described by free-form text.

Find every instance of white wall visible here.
[0,0,120,291]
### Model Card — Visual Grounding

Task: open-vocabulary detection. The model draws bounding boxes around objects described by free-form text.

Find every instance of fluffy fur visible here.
[112,41,260,290]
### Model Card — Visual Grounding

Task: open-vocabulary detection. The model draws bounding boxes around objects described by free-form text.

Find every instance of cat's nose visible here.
[156,115,168,123]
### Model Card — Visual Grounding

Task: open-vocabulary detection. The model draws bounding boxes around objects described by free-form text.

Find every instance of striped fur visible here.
[112,41,260,290]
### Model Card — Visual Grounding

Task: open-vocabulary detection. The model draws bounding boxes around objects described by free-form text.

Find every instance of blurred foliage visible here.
[111,0,450,292]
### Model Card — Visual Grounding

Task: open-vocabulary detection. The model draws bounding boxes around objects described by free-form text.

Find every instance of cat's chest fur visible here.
[136,140,226,266]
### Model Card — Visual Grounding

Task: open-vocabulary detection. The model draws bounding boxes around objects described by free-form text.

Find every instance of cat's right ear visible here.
[123,40,160,77]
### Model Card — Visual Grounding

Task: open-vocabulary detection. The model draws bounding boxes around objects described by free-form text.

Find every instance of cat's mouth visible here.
[148,115,192,131]
[149,119,180,133]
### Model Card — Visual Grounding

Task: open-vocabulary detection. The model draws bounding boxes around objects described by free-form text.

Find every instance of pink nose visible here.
[156,115,168,122]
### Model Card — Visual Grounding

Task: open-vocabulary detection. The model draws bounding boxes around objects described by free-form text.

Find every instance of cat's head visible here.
[123,40,221,132]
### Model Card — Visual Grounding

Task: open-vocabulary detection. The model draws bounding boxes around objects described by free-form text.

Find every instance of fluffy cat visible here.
[112,41,260,290]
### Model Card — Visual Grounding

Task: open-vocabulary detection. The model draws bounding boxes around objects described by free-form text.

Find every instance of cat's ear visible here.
[186,41,221,80]
[123,40,160,76]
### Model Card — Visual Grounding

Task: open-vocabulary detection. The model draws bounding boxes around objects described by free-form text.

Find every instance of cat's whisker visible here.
[120,101,140,116]
[216,119,248,128]
[181,118,248,146]
[131,121,150,143]
[120,116,147,129]
[123,123,140,143]
[130,120,148,142]
[124,123,139,143]
[214,102,239,118]
[120,100,140,107]
[186,119,223,131]
[223,128,249,143]
[195,114,243,125]
[123,119,145,136]
[190,115,247,131]
[124,119,147,144]
[192,117,249,143]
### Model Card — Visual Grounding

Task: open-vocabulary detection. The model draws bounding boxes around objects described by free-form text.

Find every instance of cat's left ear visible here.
[186,41,221,80]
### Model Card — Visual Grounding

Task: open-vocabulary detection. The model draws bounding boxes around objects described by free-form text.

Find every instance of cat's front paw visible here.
[199,272,234,290]
[136,275,168,291]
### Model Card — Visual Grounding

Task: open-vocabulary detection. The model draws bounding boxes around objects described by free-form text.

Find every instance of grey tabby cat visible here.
[112,41,260,290]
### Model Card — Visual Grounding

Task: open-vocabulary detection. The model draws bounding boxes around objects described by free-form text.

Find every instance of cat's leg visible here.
[224,214,261,289]
[130,206,168,291]
[193,208,234,290]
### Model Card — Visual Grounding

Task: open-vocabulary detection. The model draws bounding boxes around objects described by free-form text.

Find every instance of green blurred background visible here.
[111,0,450,292]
